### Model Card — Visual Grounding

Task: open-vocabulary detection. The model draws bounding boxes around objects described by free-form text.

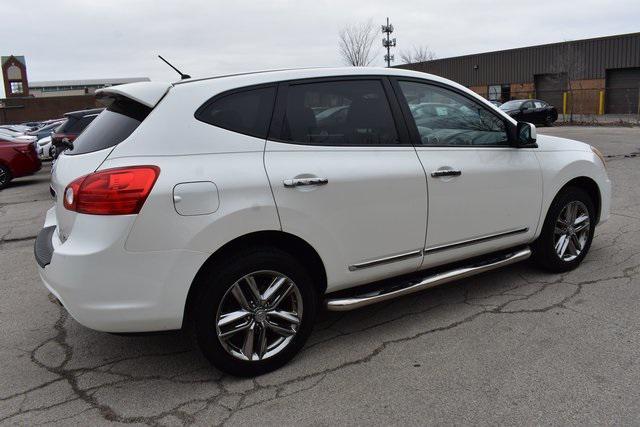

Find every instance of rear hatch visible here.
[51,82,171,242]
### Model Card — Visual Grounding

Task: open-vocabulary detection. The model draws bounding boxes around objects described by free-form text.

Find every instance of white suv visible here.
[35,68,610,376]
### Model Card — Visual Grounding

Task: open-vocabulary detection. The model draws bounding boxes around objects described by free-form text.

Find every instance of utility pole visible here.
[381,17,396,67]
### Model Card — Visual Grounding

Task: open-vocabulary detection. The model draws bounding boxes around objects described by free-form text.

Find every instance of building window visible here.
[488,84,512,102]
[501,84,511,102]
[9,81,24,94]
[488,85,501,101]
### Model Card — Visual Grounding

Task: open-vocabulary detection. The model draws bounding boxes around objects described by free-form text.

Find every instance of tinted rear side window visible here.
[195,86,276,139]
[278,80,399,146]
[67,98,151,156]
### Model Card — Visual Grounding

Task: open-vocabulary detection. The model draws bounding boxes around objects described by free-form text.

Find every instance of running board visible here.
[325,247,531,311]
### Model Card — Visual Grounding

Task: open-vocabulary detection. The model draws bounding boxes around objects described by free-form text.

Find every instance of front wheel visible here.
[532,187,595,272]
[0,164,11,190]
[544,112,554,126]
[191,248,317,376]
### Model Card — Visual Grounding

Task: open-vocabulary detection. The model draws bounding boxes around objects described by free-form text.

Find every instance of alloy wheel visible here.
[554,200,590,262]
[215,270,303,362]
[0,168,7,187]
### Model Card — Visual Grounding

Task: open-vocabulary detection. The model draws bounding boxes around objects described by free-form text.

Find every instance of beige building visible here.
[28,77,150,97]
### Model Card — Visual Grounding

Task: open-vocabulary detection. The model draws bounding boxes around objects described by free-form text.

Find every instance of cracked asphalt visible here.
[1,126,639,425]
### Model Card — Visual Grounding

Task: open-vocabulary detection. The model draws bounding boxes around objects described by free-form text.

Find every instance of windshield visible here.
[500,100,525,110]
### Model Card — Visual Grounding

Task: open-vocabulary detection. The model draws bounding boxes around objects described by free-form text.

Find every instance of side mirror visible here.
[516,122,537,147]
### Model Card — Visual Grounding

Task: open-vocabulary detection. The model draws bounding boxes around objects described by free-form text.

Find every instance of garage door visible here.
[535,73,566,111]
[606,68,640,114]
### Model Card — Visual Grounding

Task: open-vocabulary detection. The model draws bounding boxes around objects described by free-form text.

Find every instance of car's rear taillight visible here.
[13,145,32,155]
[63,166,160,215]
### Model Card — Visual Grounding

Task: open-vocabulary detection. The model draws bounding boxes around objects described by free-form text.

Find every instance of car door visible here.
[391,78,542,268]
[520,100,536,122]
[533,100,547,123]
[264,77,428,292]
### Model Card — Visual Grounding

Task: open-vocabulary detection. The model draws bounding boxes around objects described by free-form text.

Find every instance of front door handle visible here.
[283,177,329,188]
[431,169,462,178]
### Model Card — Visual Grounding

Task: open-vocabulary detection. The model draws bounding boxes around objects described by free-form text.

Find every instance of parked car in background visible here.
[0,128,37,143]
[500,99,558,126]
[28,120,64,141]
[0,137,41,189]
[51,108,103,157]
[0,124,33,133]
[35,68,609,376]
[37,136,55,160]
[489,100,502,107]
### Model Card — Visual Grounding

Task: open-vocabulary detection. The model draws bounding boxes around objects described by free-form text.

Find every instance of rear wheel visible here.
[544,112,554,126]
[0,165,12,190]
[532,187,595,272]
[191,248,317,376]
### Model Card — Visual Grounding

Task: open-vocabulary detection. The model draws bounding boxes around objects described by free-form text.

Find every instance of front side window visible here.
[279,80,399,146]
[196,86,276,139]
[399,81,509,146]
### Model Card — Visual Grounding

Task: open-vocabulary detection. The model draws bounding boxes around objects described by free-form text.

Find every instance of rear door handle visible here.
[283,177,328,188]
[431,169,462,178]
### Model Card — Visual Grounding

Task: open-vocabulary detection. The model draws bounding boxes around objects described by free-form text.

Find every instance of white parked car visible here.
[0,128,37,143]
[35,68,610,376]
[37,136,55,160]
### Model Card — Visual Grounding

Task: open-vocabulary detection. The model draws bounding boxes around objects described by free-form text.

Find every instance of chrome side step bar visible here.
[326,247,531,311]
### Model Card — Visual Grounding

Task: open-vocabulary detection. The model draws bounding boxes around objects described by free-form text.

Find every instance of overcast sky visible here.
[2,0,639,97]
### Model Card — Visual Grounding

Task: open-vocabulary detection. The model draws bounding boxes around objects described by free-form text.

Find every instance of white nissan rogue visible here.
[35,68,610,376]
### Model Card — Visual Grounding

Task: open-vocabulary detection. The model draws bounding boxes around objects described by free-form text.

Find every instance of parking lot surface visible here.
[1,126,639,425]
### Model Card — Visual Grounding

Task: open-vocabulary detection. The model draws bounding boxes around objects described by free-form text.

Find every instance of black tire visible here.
[532,187,595,272]
[0,164,12,190]
[191,247,318,376]
[544,113,554,127]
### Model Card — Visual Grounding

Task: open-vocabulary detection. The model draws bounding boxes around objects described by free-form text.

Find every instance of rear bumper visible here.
[10,154,41,178]
[35,207,208,333]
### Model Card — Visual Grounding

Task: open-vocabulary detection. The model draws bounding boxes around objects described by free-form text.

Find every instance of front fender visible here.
[533,150,611,238]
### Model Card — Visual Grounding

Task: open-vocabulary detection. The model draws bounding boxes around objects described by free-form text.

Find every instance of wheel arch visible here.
[183,230,327,327]
[558,176,601,223]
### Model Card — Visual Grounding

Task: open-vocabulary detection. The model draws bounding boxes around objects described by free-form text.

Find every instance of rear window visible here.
[67,98,151,156]
[195,86,276,139]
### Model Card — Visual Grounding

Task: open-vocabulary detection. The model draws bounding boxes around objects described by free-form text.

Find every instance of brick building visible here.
[398,32,640,115]
[1,55,149,124]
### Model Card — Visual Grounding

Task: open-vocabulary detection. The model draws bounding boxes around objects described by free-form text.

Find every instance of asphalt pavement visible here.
[1,126,639,425]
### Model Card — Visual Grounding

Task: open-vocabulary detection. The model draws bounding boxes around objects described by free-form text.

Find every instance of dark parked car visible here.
[0,137,42,189]
[499,99,558,125]
[51,108,103,157]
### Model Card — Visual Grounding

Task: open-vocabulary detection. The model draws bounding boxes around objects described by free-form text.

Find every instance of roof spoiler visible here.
[95,81,171,108]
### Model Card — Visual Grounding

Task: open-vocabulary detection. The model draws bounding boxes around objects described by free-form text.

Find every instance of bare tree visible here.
[338,20,379,66]
[552,42,585,123]
[399,45,437,64]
